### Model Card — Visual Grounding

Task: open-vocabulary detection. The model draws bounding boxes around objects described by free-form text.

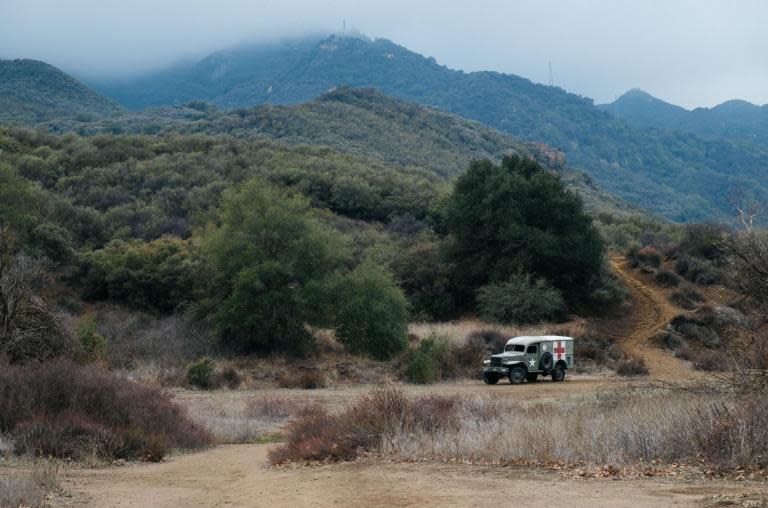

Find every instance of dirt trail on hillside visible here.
[606,257,701,381]
[57,444,764,508]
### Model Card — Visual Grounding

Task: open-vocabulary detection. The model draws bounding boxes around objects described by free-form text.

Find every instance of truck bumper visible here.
[483,366,509,375]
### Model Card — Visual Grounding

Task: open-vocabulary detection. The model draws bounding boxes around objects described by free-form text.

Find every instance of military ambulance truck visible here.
[482,336,573,385]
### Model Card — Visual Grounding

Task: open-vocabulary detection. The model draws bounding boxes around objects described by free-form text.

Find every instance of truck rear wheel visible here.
[551,364,565,382]
[482,373,500,385]
[508,367,525,385]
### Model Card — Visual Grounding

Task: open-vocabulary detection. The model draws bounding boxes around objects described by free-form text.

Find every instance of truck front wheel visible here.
[508,367,526,385]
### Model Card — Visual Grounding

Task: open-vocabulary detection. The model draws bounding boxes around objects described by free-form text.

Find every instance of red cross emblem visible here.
[554,341,567,360]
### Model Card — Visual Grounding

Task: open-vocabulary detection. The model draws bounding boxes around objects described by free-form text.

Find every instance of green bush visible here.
[402,336,452,384]
[334,262,409,360]
[77,316,107,363]
[476,273,567,324]
[79,237,201,313]
[187,358,217,389]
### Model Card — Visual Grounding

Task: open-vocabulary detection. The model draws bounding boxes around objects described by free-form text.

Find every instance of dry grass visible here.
[182,393,314,444]
[408,319,587,346]
[0,462,60,508]
[271,386,768,472]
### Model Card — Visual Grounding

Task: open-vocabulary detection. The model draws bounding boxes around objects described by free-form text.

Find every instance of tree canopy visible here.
[446,155,605,307]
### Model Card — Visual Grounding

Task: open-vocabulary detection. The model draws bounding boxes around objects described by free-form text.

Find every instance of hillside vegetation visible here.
[37,87,638,218]
[0,59,122,124]
[88,34,768,221]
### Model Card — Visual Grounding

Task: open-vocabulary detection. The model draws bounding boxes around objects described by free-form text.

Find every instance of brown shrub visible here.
[572,325,622,366]
[269,387,458,464]
[675,347,726,372]
[96,308,215,369]
[669,286,706,310]
[464,329,509,355]
[615,355,649,376]
[0,359,211,461]
[277,370,327,389]
[627,246,661,268]
[219,366,243,389]
[655,270,681,288]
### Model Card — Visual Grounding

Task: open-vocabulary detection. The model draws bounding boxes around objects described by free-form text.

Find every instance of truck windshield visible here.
[504,344,525,352]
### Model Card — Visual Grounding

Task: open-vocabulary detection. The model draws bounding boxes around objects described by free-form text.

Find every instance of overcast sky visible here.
[1,0,766,109]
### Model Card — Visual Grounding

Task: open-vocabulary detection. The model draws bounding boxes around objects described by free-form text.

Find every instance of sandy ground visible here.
[56,444,766,508]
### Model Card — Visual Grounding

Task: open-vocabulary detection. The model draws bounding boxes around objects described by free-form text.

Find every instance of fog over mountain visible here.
[1,0,767,109]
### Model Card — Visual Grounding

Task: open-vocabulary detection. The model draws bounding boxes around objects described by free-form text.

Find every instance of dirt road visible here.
[607,258,701,380]
[58,444,764,508]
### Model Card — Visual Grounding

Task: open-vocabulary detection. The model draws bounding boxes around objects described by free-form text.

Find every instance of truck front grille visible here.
[490,357,502,367]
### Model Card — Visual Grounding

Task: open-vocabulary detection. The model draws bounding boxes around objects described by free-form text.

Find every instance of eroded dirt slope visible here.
[606,257,701,380]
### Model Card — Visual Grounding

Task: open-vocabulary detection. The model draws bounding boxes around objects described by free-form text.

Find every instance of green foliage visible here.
[77,316,106,363]
[0,163,41,236]
[403,336,453,384]
[476,274,567,325]
[390,237,455,320]
[202,180,347,355]
[186,357,216,389]
[79,237,201,313]
[334,262,409,360]
[446,155,604,307]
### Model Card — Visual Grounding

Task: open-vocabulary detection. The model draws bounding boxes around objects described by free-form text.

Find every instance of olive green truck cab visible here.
[482,336,573,384]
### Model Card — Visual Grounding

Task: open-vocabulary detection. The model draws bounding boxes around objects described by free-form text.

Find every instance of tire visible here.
[482,372,500,385]
[539,352,553,372]
[526,373,538,383]
[508,366,526,385]
[551,364,565,382]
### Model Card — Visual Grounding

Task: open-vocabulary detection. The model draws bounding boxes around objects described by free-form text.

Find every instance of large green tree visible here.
[445,155,604,307]
[202,180,348,354]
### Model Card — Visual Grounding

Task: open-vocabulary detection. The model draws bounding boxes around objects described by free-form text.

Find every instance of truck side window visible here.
[526,345,537,354]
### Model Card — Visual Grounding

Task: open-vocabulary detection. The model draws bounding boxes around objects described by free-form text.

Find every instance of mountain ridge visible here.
[599,88,768,144]
[83,34,768,221]
[0,58,122,123]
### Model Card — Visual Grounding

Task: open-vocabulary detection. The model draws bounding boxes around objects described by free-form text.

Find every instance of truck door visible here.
[525,344,539,371]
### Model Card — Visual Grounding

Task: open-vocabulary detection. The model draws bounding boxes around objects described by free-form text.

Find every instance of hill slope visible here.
[41,87,634,217]
[599,89,768,145]
[89,35,768,221]
[0,59,122,123]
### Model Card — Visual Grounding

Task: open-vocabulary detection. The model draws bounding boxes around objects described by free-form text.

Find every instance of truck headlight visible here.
[483,359,491,365]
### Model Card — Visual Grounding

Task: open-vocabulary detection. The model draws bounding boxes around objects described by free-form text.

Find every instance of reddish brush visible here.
[0,359,211,461]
